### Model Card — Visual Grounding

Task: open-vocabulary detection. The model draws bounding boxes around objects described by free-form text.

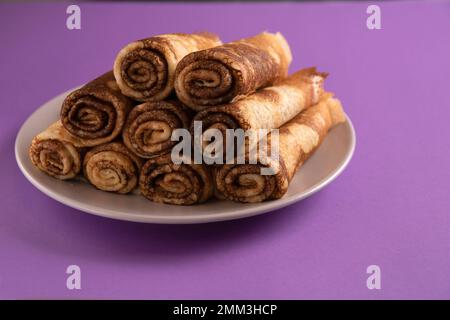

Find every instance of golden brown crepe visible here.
[122,100,193,158]
[29,121,83,180]
[60,72,134,147]
[113,33,222,102]
[83,142,143,194]
[174,32,292,110]
[139,154,213,205]
[214,94,346,203]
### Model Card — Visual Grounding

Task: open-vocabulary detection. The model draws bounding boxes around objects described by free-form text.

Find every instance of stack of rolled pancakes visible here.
[29,31,346,205]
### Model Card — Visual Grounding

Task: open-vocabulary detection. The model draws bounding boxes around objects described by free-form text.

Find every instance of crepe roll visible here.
[60,71,134,147]
[139,154,213,205]
[214,94,346,203]
[123,100,193,158]
[175,32,292,110]
[83,142,143,194]
[29,121,83,180]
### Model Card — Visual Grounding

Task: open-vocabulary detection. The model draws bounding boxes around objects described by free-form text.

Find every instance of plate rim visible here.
[15,89,356,224]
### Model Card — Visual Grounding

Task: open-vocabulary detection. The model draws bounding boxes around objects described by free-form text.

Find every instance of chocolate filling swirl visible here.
[29,121,82,180]
[119,47,168,99]
[139,154,213,205]
[60,72,133,147]
[123,101,192,158]
[83,142,143,194]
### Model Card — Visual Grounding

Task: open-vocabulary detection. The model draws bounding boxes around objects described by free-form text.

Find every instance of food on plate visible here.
[214,95,346,203]
[174,32,292,110]
[139,153,213,205]
[123,100,192,158]
[60,72,134,147]
[114,33,222,102]
[29,121,84,180]
[83,142,143,194]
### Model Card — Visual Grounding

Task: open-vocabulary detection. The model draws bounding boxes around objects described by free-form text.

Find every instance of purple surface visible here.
[1,1,450,299]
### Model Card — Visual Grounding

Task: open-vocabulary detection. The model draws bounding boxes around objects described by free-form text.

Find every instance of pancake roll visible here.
[83,142,143,194]
[60,72,134,147]
[29,121,84,180]
[122,100,192,158]
[214,94,346,203]
[139,154,213,205]
[175,32,292,110]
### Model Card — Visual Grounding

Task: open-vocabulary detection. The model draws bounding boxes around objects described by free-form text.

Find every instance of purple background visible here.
[1,1,449,299]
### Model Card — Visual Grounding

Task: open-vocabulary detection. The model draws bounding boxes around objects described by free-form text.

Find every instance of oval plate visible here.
[15,89,356,224]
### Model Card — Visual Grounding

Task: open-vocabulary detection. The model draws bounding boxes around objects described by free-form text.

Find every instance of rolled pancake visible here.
[122,100,193,158]
[60,71,134,147]
[214,94,346,203]
[29,121,83,180]
[83,142,143,194]
[174,32,292,110]
[139,154,213,205]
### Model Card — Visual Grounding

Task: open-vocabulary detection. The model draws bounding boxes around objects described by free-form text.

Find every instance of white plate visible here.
[15,88,356,224]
